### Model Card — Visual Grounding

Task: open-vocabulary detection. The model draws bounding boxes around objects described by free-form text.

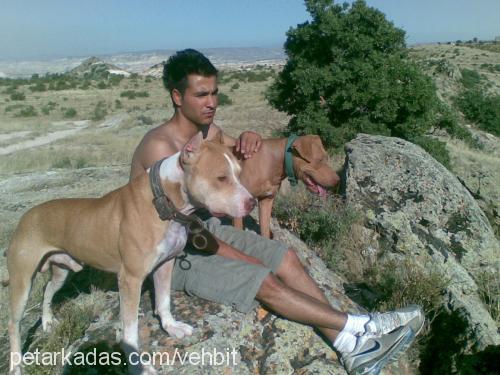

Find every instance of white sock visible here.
[333,331,357,353]
[343,314,370,336]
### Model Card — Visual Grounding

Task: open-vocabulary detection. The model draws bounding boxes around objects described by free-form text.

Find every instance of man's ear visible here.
[181,131,204,165]
[172,88,182,107]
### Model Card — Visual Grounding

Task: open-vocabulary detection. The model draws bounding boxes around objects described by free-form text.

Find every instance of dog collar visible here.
[284,134,299,186]
[149,158,219,254]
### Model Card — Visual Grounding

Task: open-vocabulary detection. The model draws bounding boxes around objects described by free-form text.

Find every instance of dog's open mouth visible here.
[305,175,328,197]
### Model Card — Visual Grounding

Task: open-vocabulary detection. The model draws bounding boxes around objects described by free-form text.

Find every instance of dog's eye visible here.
[217,176,227,182]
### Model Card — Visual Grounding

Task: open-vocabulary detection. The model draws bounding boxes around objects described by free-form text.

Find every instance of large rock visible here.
[343,134,499,352]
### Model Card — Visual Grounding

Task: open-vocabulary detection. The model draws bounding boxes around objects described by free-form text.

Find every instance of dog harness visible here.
[284,133,299,186]
[149,158,219,255]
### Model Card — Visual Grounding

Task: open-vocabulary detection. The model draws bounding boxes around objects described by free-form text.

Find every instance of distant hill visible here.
[0,47,285,78]
[68,57,130,78]
[142,62,163,78]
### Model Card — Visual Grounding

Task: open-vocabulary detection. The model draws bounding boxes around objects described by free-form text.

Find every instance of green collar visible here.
[284,134,299,186]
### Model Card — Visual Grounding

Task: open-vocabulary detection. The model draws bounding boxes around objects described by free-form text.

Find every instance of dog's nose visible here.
[245,198,257,213]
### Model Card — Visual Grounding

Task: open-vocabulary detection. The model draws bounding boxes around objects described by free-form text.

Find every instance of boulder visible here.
[343,134,499,352]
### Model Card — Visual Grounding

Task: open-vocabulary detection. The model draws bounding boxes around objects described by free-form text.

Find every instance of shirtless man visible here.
[130,49,424,375]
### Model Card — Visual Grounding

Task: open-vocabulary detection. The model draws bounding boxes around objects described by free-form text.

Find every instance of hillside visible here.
[0,44,498,373]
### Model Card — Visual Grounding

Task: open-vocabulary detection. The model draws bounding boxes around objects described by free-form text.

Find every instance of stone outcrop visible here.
[343,134,499,352]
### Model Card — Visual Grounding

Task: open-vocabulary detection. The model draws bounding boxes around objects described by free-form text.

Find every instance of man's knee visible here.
[277,248,304,274]
[256,273,286,301]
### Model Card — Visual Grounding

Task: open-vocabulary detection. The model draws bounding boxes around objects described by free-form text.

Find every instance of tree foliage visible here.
[268,0,441,148]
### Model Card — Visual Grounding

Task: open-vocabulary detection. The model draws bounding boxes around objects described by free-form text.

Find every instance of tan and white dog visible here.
[6,132,255,374]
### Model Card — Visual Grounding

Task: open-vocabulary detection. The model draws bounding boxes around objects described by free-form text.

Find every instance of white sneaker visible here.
[341,324,415,375]
[364,305,425,337]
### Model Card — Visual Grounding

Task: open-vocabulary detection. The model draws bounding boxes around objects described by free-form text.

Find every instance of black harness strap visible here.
[149,158,219,254]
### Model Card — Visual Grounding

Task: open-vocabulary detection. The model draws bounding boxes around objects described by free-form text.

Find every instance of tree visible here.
[267,0,441,148]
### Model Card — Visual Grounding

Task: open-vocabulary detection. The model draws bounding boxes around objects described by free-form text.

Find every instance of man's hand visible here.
[235,131,262,159]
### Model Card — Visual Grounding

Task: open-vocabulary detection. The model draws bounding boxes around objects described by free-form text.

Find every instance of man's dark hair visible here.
[162,49,218,96]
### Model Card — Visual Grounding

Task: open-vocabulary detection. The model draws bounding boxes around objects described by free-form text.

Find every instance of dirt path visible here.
[0,120,90,156]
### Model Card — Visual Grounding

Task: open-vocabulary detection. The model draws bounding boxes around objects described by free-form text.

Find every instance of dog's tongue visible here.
[317,184,327,198]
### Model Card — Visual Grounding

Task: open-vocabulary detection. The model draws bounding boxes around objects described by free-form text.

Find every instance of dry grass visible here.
[24,288,108,375]
[475,269,500,325]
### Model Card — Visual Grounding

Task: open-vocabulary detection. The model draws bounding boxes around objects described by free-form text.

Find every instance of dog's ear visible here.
[181,131,204,164]
[292,135,325,163]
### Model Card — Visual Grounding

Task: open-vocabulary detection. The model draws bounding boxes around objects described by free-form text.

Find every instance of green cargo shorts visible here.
[171,217,288,313]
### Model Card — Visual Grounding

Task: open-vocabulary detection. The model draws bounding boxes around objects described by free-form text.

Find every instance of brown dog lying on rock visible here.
[233,134,340,238]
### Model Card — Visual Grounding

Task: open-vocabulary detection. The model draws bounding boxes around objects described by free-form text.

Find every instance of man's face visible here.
[175,74,218,127]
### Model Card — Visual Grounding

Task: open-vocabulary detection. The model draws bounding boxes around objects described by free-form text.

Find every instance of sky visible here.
[0,0,499,61]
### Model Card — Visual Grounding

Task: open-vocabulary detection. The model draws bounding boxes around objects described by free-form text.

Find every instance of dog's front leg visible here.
[153,259,193,338]
[118,269,156,375]
[259,197,275,239]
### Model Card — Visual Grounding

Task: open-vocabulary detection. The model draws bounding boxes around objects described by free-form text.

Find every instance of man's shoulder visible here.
[140,124,175,149]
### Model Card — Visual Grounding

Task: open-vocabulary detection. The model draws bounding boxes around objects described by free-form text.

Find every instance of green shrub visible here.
[435,104,482,149]
[41,101,57,115]
[230,82,240,91]
[79,80,91,90]
[115,99,123,109]
[120,90,149,99]
[267,0,441,149]
[3,86,18,95]
[137,114,153,125]
[218,92,233,106]
[15,105,37,117]
[10,92,26,101]
[455,90,500,136]
[460,68,483,89]
[29,82,47,92]
[91,101,107,121]
[63,108,77,118]
[411,135,451,169]
[51,156,73,169]
[364,258,448,314]
[274,189,362,277]
[109,74,124,86]
[5,103,25,113]
[75,157,89,169]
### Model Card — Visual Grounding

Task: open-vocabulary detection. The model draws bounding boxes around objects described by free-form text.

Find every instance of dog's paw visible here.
[165,321,193,338]
[42,315,59,333]
[141,364,158,375]
[9,365,22,375]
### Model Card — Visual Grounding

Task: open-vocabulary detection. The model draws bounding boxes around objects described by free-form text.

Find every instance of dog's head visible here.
[291,135,340,197]
[180,132,256,218]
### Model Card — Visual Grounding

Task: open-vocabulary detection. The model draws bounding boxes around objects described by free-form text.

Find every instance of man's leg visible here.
[274,249,344,341]
[256,271,346,339]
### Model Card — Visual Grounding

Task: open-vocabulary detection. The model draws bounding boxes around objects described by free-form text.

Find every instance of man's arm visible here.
[212,125,262,159]
[216,238,264,265]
